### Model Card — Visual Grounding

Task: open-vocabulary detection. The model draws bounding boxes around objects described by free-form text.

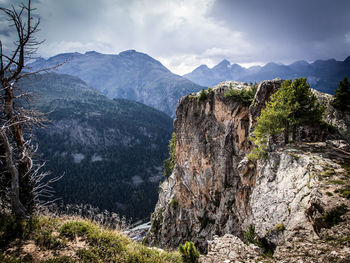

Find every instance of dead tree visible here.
[0,0,57,218]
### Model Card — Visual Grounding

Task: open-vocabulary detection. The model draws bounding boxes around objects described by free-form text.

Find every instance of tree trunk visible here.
[3,84,32,217]
[284,123,289,144]
[0,129,27,218]
[292,125,297,142]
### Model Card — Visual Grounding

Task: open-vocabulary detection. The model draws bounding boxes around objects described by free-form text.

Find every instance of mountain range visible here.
[19,73,173,220]
[29,50,204,117]
[23,51,350,220]
[183,56,350,94]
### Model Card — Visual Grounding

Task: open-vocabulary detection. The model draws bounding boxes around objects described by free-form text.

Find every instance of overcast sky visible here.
[1,0,349,74]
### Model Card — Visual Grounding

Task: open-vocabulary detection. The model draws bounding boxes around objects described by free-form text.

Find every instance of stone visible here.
[145,80,350,262]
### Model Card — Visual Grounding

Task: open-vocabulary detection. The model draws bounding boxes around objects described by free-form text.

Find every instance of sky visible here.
[0,0,349,75]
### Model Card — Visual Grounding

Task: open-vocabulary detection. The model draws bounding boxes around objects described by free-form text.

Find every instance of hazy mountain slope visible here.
[29,50,204,117]
[19,73,173,220]
[184,56,350,93]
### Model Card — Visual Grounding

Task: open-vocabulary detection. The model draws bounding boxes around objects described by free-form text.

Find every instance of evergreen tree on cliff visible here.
[250,78,324,159]
[332,77,350,111]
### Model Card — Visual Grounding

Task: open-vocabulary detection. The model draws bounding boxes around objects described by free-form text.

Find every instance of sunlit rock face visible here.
[146,79,350,257]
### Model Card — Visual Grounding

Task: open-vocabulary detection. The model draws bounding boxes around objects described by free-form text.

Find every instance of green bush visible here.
[244,224,259,246]
[59,221,95,240]
[34,229,64,249]
[274,223,285,232]
[169,199,179,210]
[197,89,208,103]
[224,85,257,106]
[340,187,350,199]
[163,133,176,178]
[178,241,200,263]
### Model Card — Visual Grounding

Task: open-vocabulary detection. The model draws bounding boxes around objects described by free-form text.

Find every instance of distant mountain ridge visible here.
[29,50,204,117]
[19,72,173,220]
[183,56,350,94]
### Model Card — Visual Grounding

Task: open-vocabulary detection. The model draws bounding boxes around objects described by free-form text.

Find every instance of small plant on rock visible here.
[244,224,260,246]
[169,199,178,210]
[178,241,200,263]
[224,85,257,106]
[163,133,176,178]
[274,223,285,232]
[197,89,208,103]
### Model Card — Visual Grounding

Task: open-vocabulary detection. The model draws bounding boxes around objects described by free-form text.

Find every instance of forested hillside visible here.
[19,73,173,220]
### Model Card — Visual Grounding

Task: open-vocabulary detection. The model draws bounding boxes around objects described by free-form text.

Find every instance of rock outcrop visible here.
[146,79,350,262]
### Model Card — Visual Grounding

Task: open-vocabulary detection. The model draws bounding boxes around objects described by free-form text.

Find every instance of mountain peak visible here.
[197,64,209,70]
[217,59,230,67]
[85,51,101,55]
[119,49,137,56]
[212,59,231,71]
[290,60,309,66]
[344,56,350,63]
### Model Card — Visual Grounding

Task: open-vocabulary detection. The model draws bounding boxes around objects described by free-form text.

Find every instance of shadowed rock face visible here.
[146,79,350,254]
[146,81,257,252]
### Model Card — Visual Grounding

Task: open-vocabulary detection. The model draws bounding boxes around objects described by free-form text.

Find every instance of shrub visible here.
[178,241,200,263]
[59,221,94,240]
[169,199,178,210]
[34,229,64,249]
[340,187,350,199]
[224,85,257,106]
[244,224,259,246]
[274,223,285,232]
[163,133,176,178]
[197,89,208,103]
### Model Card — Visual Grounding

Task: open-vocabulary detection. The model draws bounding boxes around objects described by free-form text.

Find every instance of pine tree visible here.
[250,78,324,159]
[332,77,350,111]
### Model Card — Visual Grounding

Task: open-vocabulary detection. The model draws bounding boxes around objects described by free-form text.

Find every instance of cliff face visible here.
[146,79,350,260]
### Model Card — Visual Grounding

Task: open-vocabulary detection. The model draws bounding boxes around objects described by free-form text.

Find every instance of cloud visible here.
[28,0,257,74]
[0,0,349,74]
[208,0,350,64]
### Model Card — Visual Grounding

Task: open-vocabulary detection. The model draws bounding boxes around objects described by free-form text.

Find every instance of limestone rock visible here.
[146,80,350,262]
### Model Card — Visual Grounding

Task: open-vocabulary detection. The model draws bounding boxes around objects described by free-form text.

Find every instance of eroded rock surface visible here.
[146,80,350,262]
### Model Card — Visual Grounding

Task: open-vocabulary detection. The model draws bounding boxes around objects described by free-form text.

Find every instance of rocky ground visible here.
[202,141,350,263]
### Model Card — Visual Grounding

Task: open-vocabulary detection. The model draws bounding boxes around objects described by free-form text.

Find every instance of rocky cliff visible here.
[146,79,350,262]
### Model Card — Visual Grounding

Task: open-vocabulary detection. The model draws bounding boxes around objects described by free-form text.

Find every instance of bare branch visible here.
[0,0,61,218]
